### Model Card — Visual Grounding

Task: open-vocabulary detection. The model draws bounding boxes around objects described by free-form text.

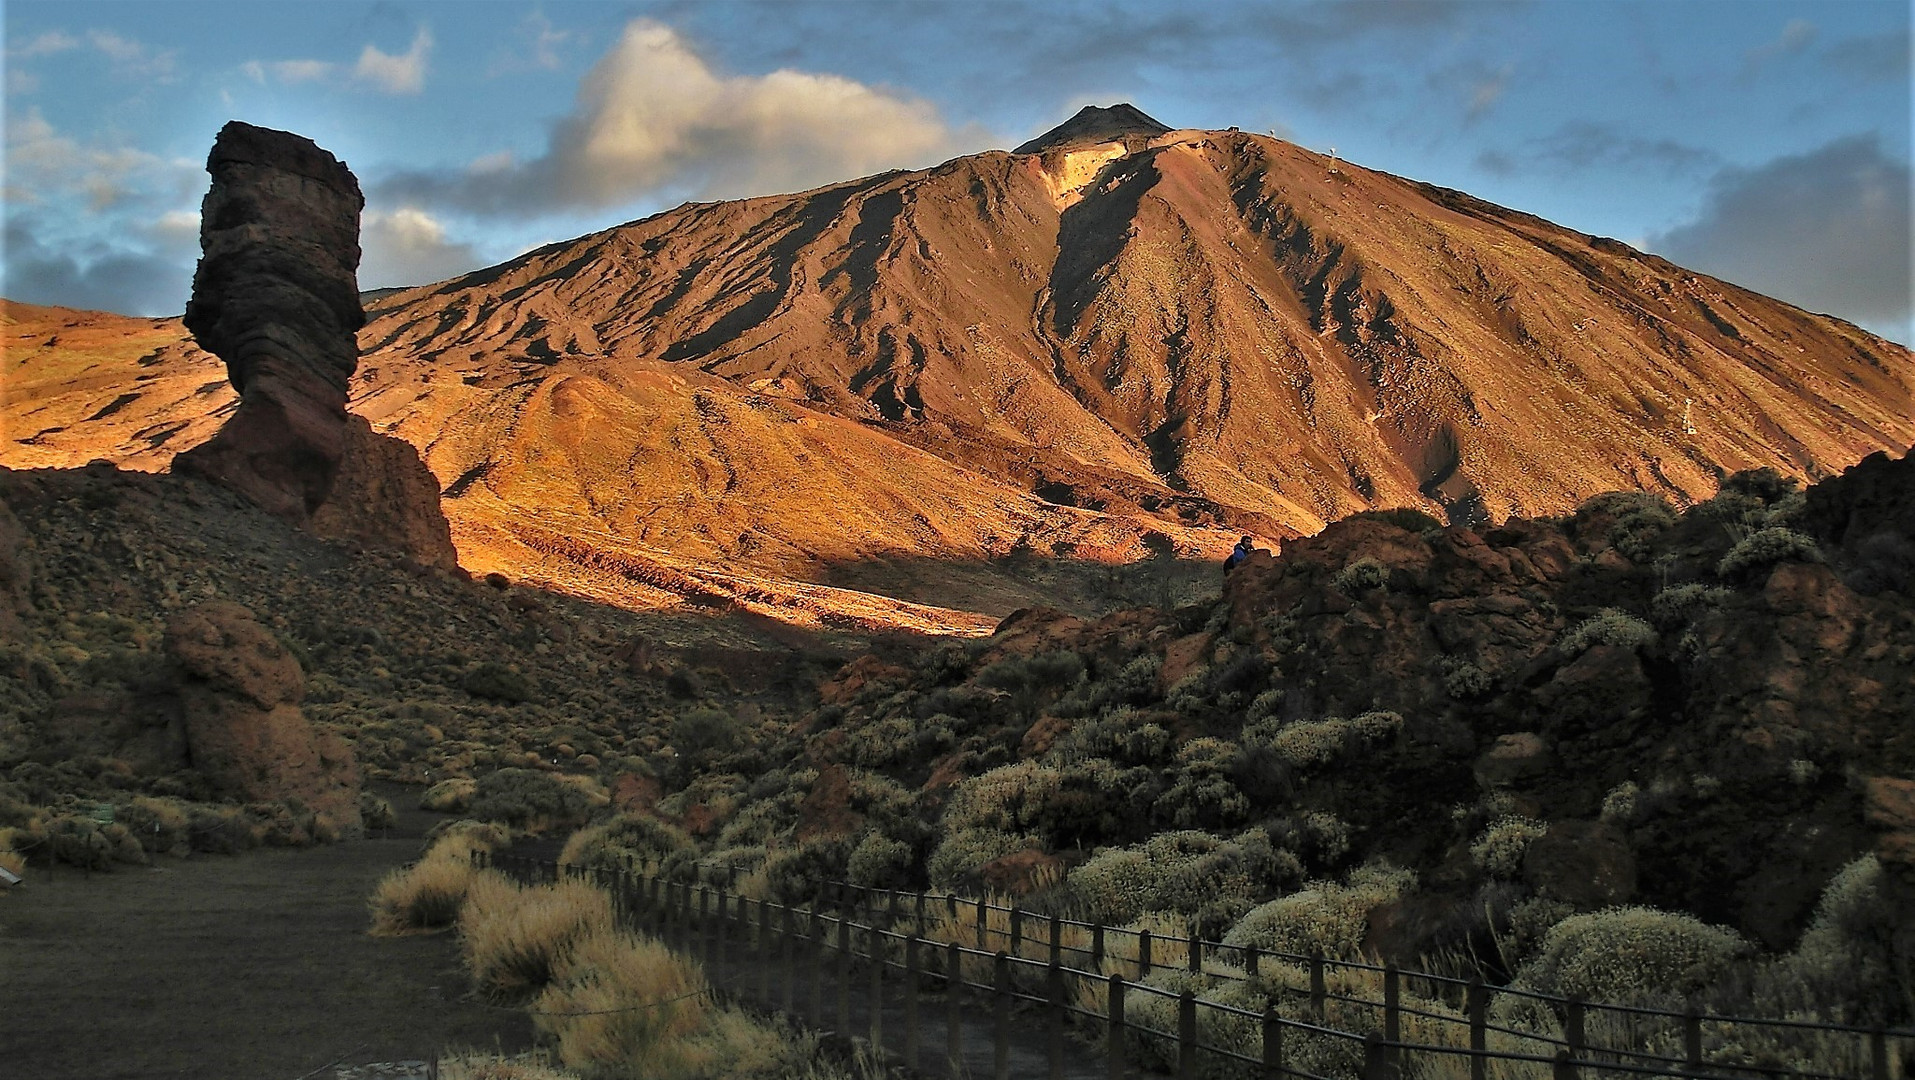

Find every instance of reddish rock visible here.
[1020,715,1073,757]
[166,601,361,836]
[1523,820,1637,908]
[795,762,863,843]
[173,121,455,569]
[1158,632,1215,691]
[609,771,662,815]
[818,655,910,706]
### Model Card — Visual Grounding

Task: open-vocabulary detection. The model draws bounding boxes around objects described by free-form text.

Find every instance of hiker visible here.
[1224,535,1255,573]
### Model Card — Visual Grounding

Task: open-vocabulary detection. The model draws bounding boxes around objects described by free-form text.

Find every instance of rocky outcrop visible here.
[165,601,361,839]
[174,121,456,569]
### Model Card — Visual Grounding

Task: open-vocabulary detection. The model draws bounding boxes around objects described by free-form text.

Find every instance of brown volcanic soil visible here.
[7,110,1911,621]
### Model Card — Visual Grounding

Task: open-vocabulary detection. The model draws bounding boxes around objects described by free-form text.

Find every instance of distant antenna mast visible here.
[1327,146,1340,176]
[1681,397,1697,435]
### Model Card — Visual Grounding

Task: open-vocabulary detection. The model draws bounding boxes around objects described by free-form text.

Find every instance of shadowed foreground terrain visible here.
[0,827,533,1079]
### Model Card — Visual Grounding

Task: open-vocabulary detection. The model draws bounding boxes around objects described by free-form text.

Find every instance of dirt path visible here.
[0,830,530,1080]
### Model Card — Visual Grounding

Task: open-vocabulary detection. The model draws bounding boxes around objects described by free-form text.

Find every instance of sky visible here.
[4,1,1910,343]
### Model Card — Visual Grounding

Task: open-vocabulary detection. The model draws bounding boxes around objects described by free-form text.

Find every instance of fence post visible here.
[1188,928,1202,972]
[976,895,989,949]
[1684,1006,1703,1070]
[948,940,963,1074]
[1108,973,1127,1080]
[1262,1006,1282,1079]
[714,887,729,972]
[783,903,797,1013]
[1093,921,1107,970]
[870,925,884,1051]
[1363,1033,1388,1080]
[1870,1026,1888,1080]
[947,891,958,921]
[1467,976,1486,1080]
[1553,1048,1578,1080]
[994,951,1012,1080]
[1309,952,1326,1017]
[1178,990,1197,1080]
[1245,944,1260,979]
[1048,955,1065,1080]
[1565,997,1585,1059]
[698,887,711,966]
[837,912,852,1034]
[812,908,826,1019]
[1139,929,1153,979]
[906,935,922,1072]
[760,900,775,1001]
[916,890,926,930]
[1010,906,1023,957]
[1383,962,1400,1065]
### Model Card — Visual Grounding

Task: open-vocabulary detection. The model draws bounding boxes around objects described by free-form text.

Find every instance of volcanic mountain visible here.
[7,105,1911,618]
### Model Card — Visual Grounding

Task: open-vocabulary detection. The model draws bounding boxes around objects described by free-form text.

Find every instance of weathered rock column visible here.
[175,120,457,568]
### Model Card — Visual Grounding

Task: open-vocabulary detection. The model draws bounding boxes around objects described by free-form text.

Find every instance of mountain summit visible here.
[7,110,1911,617]
[1013,103,1172,153]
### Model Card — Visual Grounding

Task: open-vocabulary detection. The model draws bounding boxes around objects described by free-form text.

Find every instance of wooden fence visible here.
[479,852,1908,1080]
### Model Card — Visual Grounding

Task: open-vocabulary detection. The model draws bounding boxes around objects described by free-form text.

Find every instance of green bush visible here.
[1441,658,1493,699]
[1069,829,1294,926]
[926,828,1040,890]
[671,708,741,766]
[1718,527,1821,579]
[1650,584,1733,630]
[1330,558,1389,594]
[469,768,593,831]
[1221,865,1417,959]
[1154,737,1250,829]
[1505,906,1752,1009]
[1560,608,1656,655]
[560,813,696,879]
[1242,711,1402,770]
[1769,856,1909,1024]
[846,832,914,889]
[1470,816,1548,878]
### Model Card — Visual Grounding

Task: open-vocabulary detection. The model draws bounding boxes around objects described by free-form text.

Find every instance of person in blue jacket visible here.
[1224,536,1255,572]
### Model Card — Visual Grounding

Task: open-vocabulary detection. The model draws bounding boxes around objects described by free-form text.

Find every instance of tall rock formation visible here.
[175,121,457,568]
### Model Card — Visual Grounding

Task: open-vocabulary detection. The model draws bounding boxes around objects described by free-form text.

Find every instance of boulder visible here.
[174,121,456,569]
[1865,776,1915,878]
[1523,820,1637,908]
[166,601,361,837]
[1473,732,1552,790]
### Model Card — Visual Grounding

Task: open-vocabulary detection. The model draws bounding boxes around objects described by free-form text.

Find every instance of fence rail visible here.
[478,852,1908,1080]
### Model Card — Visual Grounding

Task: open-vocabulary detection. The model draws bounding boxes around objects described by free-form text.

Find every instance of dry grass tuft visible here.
[368,822,512,935]
[436,1047,580,1079]
[534,927,711,1072]
[460,872,615,1001]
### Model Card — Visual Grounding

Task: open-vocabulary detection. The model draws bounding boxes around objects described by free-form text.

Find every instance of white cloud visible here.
[85,29,178,79]
[1652,135,1911,336]
[10,31,79,59]
[4,107,193,210]
[355,28,432,95]
[1745,18,1817,69]
[380,19,965,216]
[360,206,481,288]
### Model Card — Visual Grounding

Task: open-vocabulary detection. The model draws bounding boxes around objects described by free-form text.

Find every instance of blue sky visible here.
[5,0,1910,342]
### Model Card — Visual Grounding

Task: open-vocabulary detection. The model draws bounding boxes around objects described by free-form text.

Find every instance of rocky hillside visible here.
[8,106,1911,620]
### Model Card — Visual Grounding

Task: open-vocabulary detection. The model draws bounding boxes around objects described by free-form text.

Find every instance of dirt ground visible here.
[0,797,530,1080]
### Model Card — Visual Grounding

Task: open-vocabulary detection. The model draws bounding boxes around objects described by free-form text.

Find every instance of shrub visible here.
[1243,711,1402,770]
[1441,658,1493,699]
[1470,816,1548,879]
[360,791,397,831]
[1600,781,1640,824]
[533,927,711,1072]
[1330,557,1389,594]
[974,651,1086,719]
[560,814,697,879]
[369,824,509,935]
[1718,527,1821,579]
[1581,491,1677,561]
[464,662,533,703]
[470,768,593,832]
[1154,738,1250,830]
[1069,829,1295,925]
[1221,865,1417,959]
[422,776,478,812]
[1650,584,1732,630]
[845,832,913,889]
[671,708,741,766]
[1768,855,1909,1024]
[460,871,615,1001]
[926,828,1039,890]
[1504,906,1752,1013]
[1560,608,1656,655]
[1350,507,1444,533]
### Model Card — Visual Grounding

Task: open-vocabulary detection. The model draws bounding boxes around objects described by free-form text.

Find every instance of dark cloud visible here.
[1652,135,1911,330]
[1824,30,1912,83]
[1742,17,1817,74]
[2,215,192,316]
[1482,121,1719,178]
